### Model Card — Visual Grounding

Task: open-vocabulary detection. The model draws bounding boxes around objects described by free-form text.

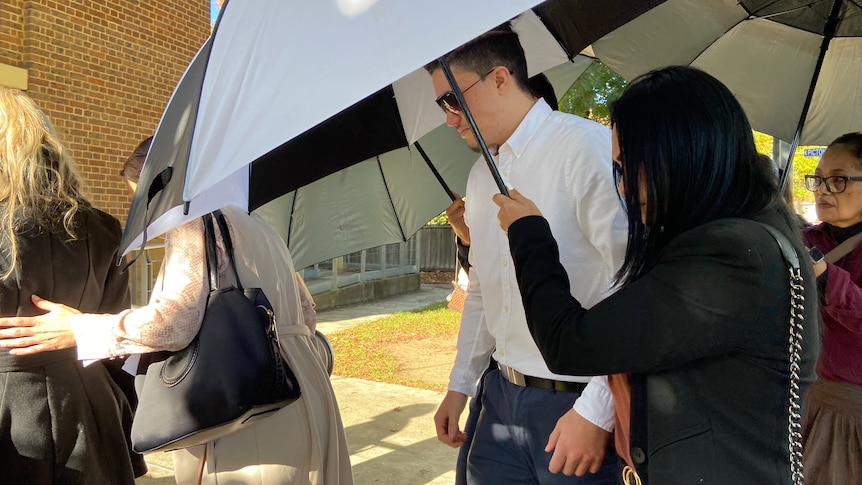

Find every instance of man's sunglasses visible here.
[434,68,498,115]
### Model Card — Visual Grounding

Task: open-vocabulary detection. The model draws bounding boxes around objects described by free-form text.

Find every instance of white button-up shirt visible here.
[449,101,628,429]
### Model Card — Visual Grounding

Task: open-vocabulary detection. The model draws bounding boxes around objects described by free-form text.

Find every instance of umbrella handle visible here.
[439,58,509,197]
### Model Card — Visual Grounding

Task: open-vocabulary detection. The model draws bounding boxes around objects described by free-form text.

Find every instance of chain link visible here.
[788,267,805,484]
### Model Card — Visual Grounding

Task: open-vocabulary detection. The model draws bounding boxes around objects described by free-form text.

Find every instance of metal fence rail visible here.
[128,225,458,305]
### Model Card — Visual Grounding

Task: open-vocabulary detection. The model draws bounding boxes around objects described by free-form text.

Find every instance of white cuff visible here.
[572,376,615,432]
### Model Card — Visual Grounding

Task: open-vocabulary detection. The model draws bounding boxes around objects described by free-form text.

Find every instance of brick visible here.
[2,0,209,221]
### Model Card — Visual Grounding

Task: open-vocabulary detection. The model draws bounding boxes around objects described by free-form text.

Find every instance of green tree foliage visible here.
[427,212,450,225]
[558,61,626,125]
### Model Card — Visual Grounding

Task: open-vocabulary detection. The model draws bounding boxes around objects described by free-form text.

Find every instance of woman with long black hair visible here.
[494,66,820,484]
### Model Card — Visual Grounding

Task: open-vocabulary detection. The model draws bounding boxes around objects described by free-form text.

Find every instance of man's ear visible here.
[492,66,512,93]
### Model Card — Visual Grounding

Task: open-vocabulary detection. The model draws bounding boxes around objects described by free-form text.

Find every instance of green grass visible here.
[327,301,460,390]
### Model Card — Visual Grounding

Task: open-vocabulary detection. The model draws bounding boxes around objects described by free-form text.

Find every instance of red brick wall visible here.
[0,1,209,222]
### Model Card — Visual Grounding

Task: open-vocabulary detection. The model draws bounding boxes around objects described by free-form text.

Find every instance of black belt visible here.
[497,363,588,393]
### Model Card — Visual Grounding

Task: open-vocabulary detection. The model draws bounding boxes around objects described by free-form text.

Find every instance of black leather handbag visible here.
[130,210,301,453]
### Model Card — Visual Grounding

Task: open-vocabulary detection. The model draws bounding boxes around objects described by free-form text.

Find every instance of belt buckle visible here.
[502,364,527,387]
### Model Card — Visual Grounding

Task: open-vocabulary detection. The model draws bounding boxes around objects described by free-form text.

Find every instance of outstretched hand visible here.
[492,189,543,233]
[0,295,80,355]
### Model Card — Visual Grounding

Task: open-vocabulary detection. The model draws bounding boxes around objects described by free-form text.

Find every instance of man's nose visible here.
[445,110,461,127]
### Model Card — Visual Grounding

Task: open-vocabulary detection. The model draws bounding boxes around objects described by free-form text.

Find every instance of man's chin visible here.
[463,138,480,153]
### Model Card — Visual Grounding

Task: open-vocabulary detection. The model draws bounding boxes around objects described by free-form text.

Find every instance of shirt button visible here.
[504,305,510,312]
[502,260,508,267]
[631,447,646,464]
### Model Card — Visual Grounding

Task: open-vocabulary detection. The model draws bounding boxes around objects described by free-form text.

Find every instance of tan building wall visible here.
[0,0,209,222]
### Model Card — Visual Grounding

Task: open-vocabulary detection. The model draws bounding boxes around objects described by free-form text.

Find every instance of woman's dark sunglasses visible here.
[435,68,497,115]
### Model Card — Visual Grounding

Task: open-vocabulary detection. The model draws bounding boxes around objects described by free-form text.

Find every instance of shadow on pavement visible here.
[343,402,459,484]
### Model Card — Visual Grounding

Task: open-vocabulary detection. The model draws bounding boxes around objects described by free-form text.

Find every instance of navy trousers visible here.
[455,365,489,485]
[462,369,623,485]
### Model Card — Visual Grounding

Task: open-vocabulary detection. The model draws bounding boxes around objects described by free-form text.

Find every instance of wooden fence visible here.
[414,224,457,271]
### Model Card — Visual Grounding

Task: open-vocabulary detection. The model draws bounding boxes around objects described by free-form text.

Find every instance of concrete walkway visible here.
[136,284,461,484]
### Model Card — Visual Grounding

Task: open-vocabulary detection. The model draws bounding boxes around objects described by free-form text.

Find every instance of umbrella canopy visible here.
[254,125,476,270]
[588,0,862,157]
[120,0,664,256]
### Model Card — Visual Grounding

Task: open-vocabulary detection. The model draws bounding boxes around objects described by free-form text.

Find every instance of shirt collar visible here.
[500,99,552,159]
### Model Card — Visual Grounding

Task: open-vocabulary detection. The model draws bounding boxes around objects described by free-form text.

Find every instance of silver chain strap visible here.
[758,221,806,484]
[787,266,805,485]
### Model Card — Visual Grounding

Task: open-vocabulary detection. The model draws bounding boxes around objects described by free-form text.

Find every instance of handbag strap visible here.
[824,231,862,263]
[212,210,243,290]
[755,222,805,485]
[203,214,219,291]
[201,209,243,291]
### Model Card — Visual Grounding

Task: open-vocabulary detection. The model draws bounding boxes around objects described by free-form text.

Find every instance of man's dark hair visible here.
[609,66,787,285]
[528,73,558,110]
[121,136,153,184]
[424,26,529,93]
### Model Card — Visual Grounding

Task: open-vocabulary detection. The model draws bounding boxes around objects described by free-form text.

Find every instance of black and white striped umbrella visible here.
[120,0,664,261]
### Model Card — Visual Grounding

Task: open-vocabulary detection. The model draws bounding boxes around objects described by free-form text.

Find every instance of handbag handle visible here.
[202,210,244,292]
[203,214,219,291]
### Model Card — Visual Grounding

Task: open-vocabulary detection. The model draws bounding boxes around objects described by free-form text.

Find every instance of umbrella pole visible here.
[439,58,509,196]
[778,0,843,193]
[413,142,456,202]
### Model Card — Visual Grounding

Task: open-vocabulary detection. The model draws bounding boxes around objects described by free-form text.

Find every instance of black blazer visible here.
[508,208,819,484]
[0,207,130,369]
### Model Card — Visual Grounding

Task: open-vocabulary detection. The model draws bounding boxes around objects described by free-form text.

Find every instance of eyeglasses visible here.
[804,174,862,194]
[435,68,497,115]
[613,162,624,187]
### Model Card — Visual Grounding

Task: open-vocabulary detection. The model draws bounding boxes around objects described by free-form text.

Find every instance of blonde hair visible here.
[0,88,90,279]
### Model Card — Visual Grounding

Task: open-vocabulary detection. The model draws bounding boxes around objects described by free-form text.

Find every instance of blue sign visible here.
[803,147,826,157]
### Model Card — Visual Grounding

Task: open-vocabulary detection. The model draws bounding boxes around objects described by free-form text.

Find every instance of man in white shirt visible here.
[426,29,627,484]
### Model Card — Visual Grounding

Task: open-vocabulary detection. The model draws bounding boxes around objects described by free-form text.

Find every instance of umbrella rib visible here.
[375,156,407,241]
[746,1,827,21]
[413,142,456,201]
[532,10,575,61]
[285,189,299,248]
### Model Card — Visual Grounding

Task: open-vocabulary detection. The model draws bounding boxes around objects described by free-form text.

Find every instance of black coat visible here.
[508,208,819,484]
[0,206,143,483]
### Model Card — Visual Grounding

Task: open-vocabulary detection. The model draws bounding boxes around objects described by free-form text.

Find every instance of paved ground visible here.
[136,284,462,484]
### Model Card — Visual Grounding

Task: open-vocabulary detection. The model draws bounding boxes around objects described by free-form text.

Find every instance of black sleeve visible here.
[456,237,471,271]
[508,216,777,375]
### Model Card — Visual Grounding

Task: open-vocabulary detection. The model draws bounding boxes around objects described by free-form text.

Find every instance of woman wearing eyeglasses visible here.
[800,132,862,484]
[493,66,820,484]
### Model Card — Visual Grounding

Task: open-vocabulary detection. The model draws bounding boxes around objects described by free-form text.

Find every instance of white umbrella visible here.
[120,0,662,256]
